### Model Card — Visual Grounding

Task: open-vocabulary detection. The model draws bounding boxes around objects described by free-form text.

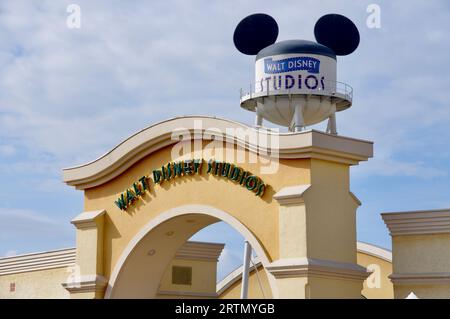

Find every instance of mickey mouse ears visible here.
[233,13,278,55]
[314,14,360,56]
[233,13,360,57]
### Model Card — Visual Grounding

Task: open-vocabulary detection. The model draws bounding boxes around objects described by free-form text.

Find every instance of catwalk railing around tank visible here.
[240,78,353,104]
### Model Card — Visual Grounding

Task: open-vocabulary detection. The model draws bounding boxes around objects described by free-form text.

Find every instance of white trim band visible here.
[266,257,369,281]
[71,210,105,229]
[389,273,450,285]
[0,248,75,276]
[62,275,108,294]
[175,241,225,262]
[273,185,310,205]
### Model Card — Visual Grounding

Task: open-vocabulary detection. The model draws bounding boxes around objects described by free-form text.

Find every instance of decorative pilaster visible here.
[63,210,106,299]
[273,185,310,260]
[383,209,450,299]
[266,258,368,298]
[271,177,368,298]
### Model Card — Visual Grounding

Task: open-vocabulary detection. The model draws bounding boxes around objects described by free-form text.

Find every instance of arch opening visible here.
[105,205,273,299]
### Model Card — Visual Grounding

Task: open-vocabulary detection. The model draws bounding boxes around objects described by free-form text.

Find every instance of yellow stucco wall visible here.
[307,276,364,299]
[0,248,394,299]
[393,285,450,299]
[219,250,394,299]
[391,234,450,299]
[83,142,311,280]
[306,159,358,264]
[357,252,393,299]
[219,266,364,299]
[68,127,374,298]
[392,234,450,274]
[57,116,376,298]
[80,146,369,298]
[219,268,273,299]
[0,267,70,299]
[157,259,218,298]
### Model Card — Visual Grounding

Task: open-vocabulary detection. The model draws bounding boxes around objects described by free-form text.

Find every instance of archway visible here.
[104,204,274,299]
[63,117,372,299]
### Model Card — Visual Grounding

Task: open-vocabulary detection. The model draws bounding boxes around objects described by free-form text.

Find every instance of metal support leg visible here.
[293,104,305,132]
[240,241,252,299]
[326,112,337,135]
[255,107,263,128]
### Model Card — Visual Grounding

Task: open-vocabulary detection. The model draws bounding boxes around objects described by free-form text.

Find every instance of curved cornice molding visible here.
[63,116,373,189]
[357,242,392,262]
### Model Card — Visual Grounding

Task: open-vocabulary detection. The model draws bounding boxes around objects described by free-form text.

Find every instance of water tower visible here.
[234,13,360,134]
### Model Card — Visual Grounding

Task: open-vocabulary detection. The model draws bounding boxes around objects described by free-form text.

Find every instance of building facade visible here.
[1,116,448,299]
[0,240,393,299]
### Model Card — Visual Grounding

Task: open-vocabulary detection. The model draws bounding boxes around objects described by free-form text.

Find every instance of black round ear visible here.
[314,14,360,56]
[233,13,278,55]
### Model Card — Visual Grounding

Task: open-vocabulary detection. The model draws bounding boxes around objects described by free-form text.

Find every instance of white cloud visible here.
[0,0,447,179]
[0,0,450,261]
[0,207,57,225]
[0,160,59,174]
[354,156,447,179]
[0,208,72,240]
[218,248,243,281]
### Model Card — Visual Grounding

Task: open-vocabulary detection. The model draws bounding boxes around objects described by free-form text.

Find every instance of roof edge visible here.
[62,115,373,190]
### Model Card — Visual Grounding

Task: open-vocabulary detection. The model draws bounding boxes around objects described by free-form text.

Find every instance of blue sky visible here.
[1,1,450,281]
